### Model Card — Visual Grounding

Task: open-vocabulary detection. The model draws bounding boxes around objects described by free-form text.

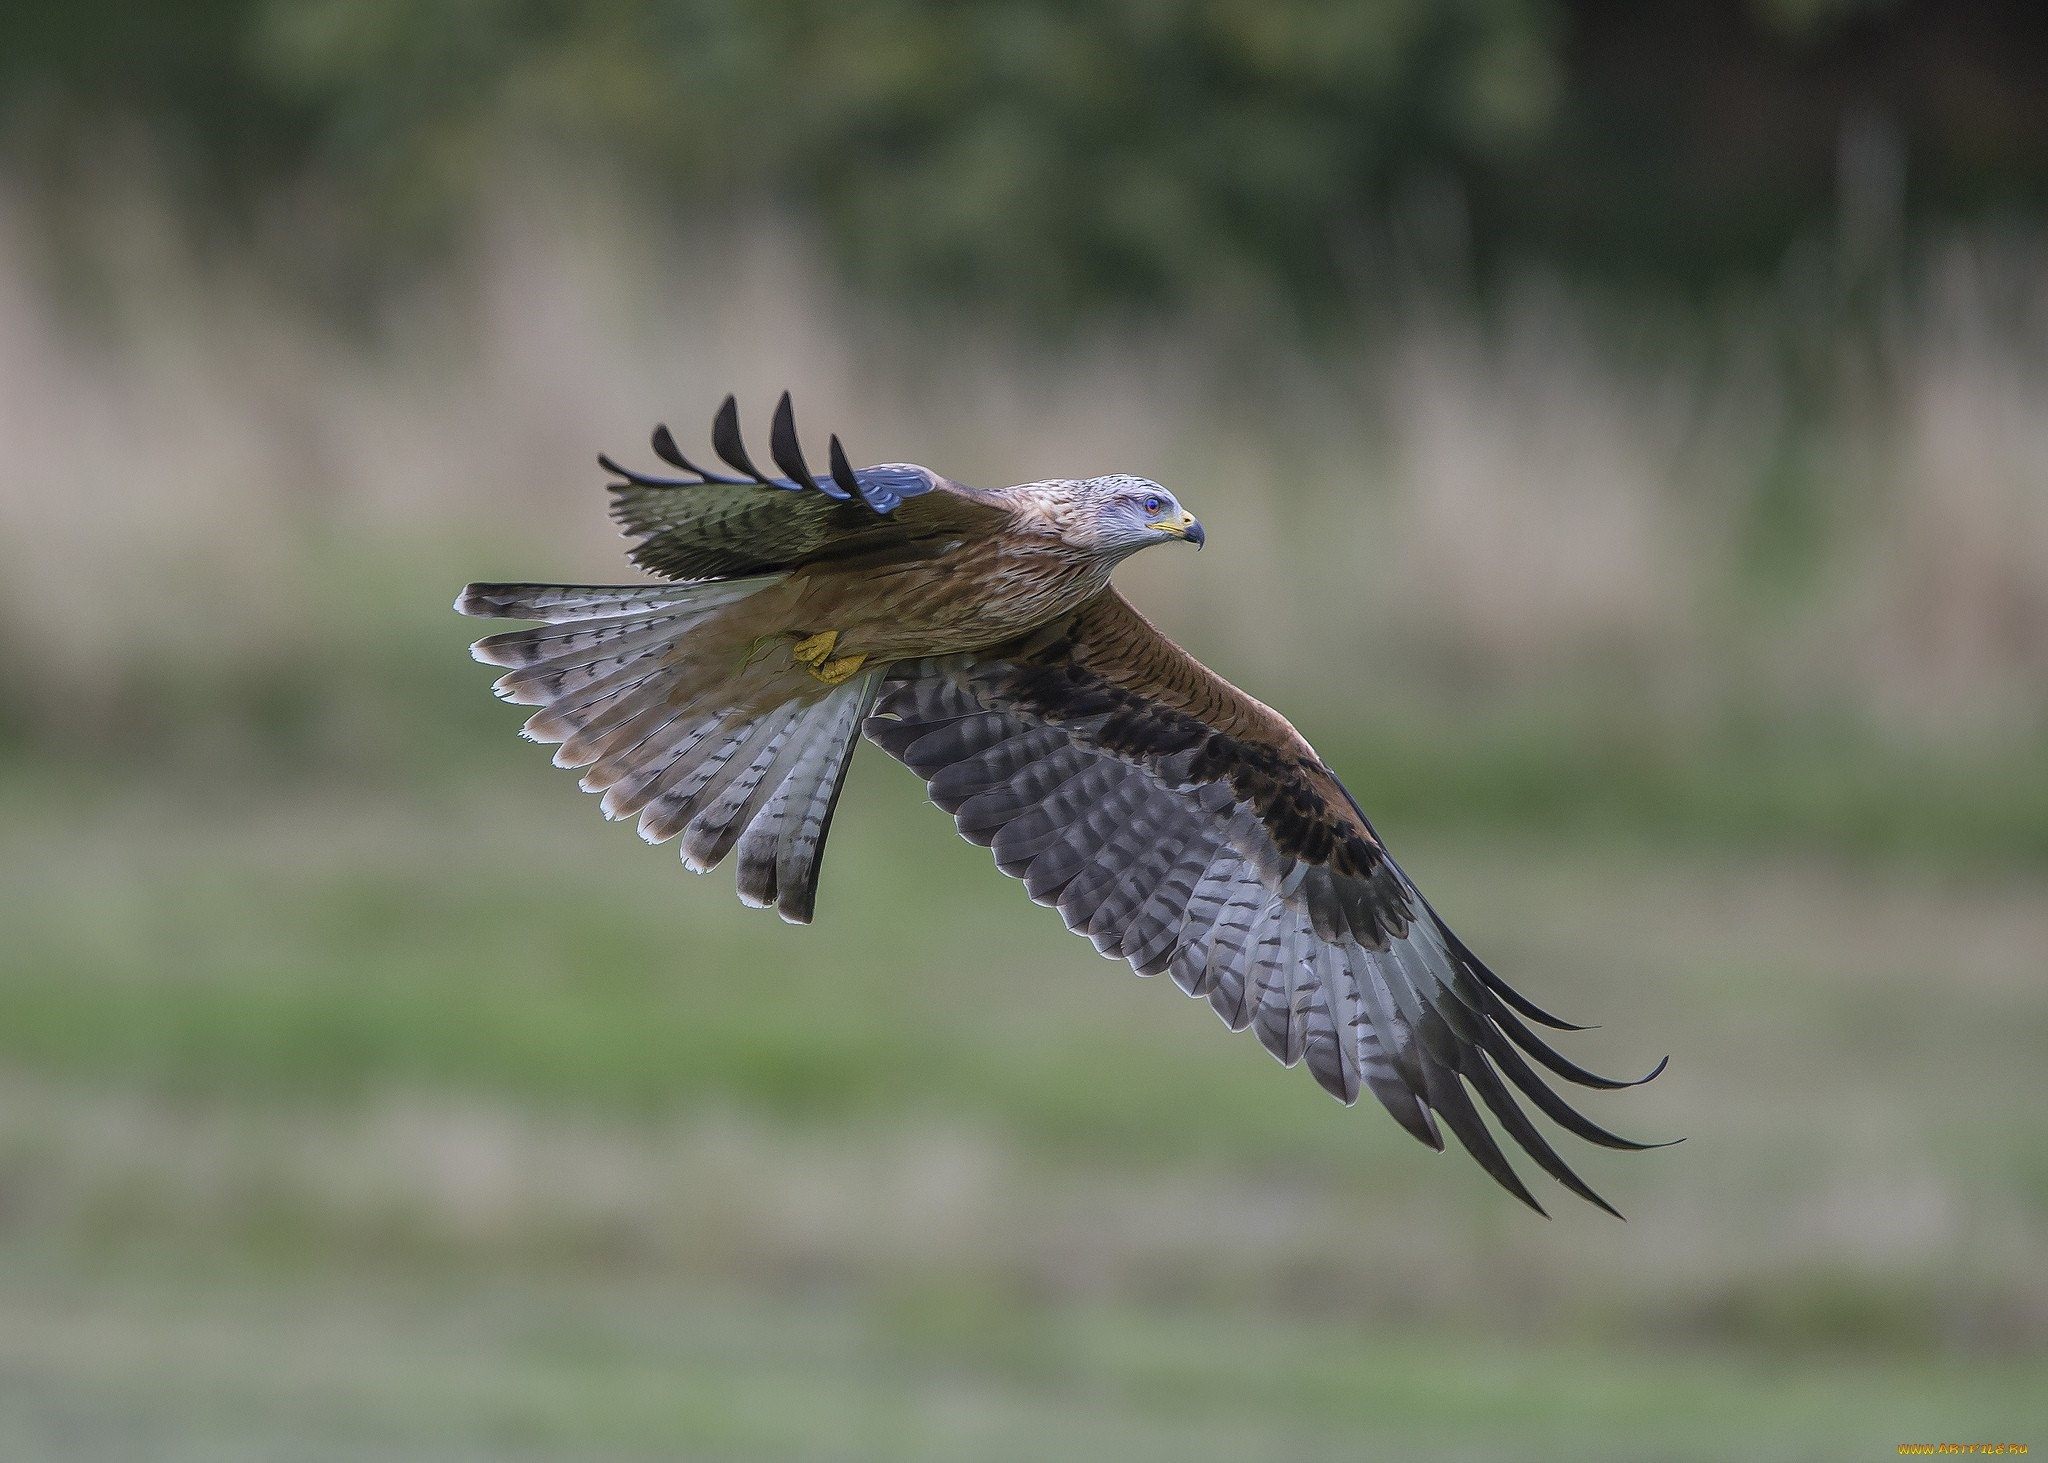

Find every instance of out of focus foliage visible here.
[268,0,1567,321]
[6,0,2048,322]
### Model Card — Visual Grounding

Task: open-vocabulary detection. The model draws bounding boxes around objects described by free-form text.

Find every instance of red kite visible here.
[459,396,1667,1214]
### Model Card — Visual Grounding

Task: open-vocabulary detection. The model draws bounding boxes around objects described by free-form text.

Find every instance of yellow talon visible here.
[813,652,867,686]
[789,630,839,667]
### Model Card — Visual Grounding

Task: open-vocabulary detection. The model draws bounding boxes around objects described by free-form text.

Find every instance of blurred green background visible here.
[2,2,2045,1458]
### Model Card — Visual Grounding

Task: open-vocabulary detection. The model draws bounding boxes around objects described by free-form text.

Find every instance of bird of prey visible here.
[457,395,1667,1215]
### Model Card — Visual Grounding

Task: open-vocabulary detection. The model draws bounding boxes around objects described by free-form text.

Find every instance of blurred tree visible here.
[0,0,307,182]
[4,0,2047,326]
[241,0,1563,328]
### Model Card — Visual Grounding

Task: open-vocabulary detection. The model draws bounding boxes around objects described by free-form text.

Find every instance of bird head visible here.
[1049,475,1204,559]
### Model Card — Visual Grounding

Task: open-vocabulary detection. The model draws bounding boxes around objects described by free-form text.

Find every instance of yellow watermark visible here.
[1897,1448,2028,1457]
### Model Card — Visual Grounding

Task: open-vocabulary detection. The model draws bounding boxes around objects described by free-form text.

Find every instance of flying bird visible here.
[457,395,1668,1215]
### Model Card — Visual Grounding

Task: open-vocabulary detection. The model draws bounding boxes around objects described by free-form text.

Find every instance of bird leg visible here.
[789,630,838,668]
[813,652,868,685]
[789,629,867,685]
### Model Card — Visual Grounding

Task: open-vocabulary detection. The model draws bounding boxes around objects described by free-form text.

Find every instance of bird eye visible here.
[1142,495,1162,515]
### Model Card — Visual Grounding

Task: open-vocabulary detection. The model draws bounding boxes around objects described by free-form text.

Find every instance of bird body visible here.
[459,394,1667,1215]
[770,499,1123,662]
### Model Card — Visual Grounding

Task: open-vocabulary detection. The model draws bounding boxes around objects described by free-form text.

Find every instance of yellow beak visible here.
[1148,511,1205,547]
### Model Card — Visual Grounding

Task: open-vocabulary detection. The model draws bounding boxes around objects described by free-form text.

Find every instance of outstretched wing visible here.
[602,393,1005,581]
[865,589,1669,1215]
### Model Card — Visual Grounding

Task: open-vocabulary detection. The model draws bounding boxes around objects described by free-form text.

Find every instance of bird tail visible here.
[457,578,881,923]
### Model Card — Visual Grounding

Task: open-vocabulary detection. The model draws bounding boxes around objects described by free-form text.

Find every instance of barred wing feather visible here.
[865,589,1670,1216]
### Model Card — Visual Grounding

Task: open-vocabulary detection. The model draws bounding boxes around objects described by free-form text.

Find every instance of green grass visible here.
[2,1259,2038,1462]
[1,751,2044,1458]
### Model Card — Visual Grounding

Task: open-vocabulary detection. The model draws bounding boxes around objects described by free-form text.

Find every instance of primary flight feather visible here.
[458,394,1669,1216]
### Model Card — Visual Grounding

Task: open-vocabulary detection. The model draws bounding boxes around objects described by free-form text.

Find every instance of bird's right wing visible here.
[865,588,1669,1215]
[603,394,1007,581]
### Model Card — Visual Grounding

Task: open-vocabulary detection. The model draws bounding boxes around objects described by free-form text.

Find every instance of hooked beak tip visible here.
[1185,517,1205,549]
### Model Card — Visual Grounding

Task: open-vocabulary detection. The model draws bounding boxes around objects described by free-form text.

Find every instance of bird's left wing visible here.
[603,394,1006,581]
[865,588,1667,1215]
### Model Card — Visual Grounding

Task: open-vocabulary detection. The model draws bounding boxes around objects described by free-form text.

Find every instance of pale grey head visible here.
[1031,473,1205,560]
